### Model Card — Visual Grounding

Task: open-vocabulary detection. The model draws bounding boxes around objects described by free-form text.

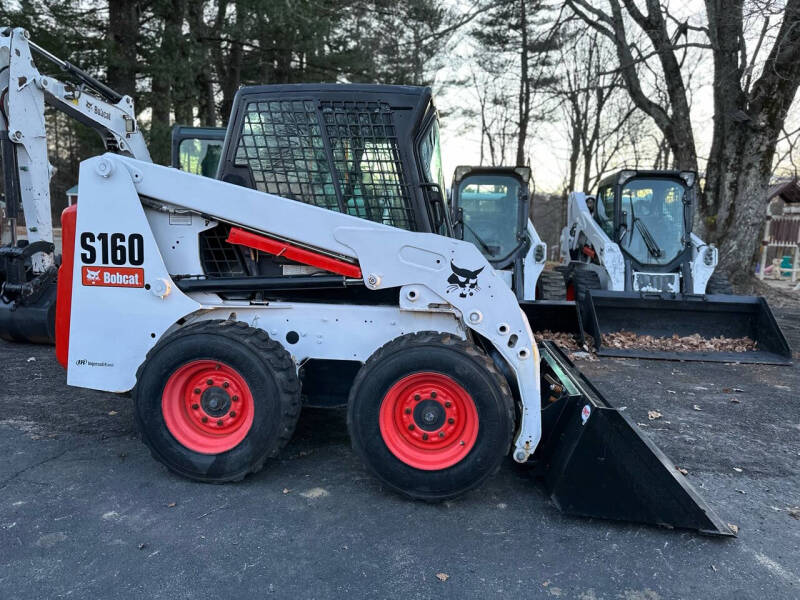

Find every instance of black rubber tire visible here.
[347,332,515,502]
[133,320,300,483]
[569,267,602,303]
[705,272,734,294]
[537,270,567,300]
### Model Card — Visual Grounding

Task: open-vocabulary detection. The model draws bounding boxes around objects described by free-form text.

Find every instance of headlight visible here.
[534,244,545,262]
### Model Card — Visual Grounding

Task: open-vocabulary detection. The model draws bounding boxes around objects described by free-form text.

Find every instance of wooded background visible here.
[2,0,800,282]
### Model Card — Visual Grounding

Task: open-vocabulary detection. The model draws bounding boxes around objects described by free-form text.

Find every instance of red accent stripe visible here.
[56,204,77,369]
[226,227,362,279]
[581,245,596,259]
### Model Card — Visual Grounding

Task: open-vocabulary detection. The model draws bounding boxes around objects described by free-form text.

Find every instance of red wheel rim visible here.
[379,372,479,470]
[161,360,254,454]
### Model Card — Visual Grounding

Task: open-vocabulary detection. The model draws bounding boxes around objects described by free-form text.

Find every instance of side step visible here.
[582,291,792,364]
[534,341,735,536]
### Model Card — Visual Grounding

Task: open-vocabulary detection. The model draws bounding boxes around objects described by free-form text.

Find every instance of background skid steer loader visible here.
[448,165,580,335]
[2,28,733,534]
[560,169,791,364]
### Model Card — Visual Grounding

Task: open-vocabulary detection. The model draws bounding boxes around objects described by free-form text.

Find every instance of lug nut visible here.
[459,440,465,446]
[408,424,415,431]
[430,391,437,399]
[191,403,199,410]
[445,402,451,408]
[194,388,201,394]
[232,395,239,401]
[217,419,224,426]
[438,432,445,438]
[448,417,455,424]
[201,416,208,423]
[414,394,421,401]
[422,433,428,440]
[223,382,230,388]
[206,379,214,385]
[404,408,411,414]
[229,411,236,417]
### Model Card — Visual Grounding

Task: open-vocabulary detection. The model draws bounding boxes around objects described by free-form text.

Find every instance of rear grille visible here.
[199,224,247,278]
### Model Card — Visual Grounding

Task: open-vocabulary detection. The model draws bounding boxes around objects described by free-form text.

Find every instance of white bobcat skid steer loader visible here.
[4,29,734,534]
[560,169,791,364]
[449,166,579,335]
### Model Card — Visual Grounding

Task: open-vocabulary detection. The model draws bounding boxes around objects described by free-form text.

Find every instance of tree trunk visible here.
[106,0,140,102]
[515,0,529,167]
[150,0,186,165]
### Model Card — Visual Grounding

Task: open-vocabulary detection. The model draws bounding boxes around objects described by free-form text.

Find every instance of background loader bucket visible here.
[534,342,735,536]
[521,300,581,336]
[582,290,792,364]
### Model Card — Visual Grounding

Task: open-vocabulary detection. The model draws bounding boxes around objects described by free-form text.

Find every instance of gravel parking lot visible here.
[0,309,798,599]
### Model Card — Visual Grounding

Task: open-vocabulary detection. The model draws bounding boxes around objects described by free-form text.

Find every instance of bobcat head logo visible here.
[447,261,484,298]
[85,268,101,282]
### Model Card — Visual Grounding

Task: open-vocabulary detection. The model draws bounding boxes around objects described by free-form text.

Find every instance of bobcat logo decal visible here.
[446,261,484,298]
[85,268,101,283]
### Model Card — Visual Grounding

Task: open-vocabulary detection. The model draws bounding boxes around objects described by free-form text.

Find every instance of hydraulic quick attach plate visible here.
[534,341,735,536]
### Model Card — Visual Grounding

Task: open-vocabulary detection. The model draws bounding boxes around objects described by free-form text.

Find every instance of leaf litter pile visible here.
[603,331,757,353]
[536,329,757,357]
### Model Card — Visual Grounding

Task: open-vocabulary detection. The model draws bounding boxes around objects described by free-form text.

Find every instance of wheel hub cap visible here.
[379,372,479,470]
[161,360,255,455]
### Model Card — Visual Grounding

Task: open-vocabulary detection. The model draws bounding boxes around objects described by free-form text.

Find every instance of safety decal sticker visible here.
[581,404,591,425]
[82,266,144,288]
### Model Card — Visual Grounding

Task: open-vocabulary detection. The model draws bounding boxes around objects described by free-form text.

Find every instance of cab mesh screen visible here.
[235,99,415,230]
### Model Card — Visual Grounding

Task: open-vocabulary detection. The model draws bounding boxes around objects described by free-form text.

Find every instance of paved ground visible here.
[0,310,798,599]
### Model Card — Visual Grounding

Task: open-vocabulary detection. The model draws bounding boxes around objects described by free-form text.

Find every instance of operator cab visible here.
[450,166,531,270]
[185,84,449,297]
[171,126,225,177]
[594,169,696,293]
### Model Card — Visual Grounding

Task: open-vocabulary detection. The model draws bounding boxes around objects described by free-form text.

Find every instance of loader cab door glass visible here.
[619,178,686,265]
[456,174,522,262]
[595,186,615,238]
[178,138,223,178]
[418,119,449,235]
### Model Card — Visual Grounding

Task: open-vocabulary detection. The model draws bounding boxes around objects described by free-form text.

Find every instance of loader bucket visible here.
[520,300,581,336]
[581,291,792,364]
[534,342,735,536]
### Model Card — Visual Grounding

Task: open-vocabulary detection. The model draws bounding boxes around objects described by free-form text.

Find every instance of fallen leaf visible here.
[728,523,739,534]
[788,508,800,520]
[27,357,36,362]
[736,489,746,494]
[667,390,676,394]
[300,487,329,499]
[732,387,745,393]
[167,502,177,508]
[436,573,449,582]
[138,543,147,550]
[676,467,689,476]
[730,398,741,403]
[648,410,663,420]
[693,405,702,411]
[108,410,118,416]
[282,488,290,494]
[711,564,717,572]
[733,467,743,473]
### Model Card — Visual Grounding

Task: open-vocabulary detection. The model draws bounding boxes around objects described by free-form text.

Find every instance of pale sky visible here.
[432,0,794,194]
